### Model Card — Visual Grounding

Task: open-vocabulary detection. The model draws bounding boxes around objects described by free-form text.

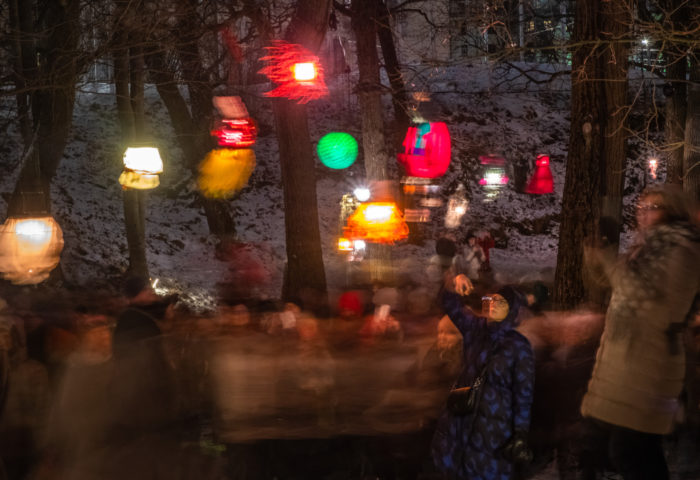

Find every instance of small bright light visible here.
[485,172,504,185]
[455,205,466,215]
[365,205,393,222]
[641,38,649,46]
[649,157,658,180]
[293,62,316,81]
[353,239,366,250]
[15,219,52,245]
[123,147,163,174]
[354,187,371,202]
[338,237,353,252]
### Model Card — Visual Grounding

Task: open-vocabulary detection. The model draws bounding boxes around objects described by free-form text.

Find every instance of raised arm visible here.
[441,274,485,342]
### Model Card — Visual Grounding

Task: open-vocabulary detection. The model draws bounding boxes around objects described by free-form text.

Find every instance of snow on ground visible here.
[0,61,658,311]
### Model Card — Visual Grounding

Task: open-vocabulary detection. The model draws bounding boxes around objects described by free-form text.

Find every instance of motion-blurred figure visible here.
[580,185,700,480]
[432,274,535,480]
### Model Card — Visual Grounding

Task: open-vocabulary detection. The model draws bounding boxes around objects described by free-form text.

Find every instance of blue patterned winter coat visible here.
[432,290,535,480]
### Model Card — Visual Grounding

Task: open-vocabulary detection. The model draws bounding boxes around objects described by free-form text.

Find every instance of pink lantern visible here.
[525,154,554,194]
[478,154,509,186]
[397,122,451,178]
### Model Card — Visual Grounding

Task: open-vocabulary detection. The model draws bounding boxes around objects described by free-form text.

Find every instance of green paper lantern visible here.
[317,132,358,169]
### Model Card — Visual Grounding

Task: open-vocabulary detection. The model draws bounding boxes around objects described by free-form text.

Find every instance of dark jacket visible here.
[432,290,535,480]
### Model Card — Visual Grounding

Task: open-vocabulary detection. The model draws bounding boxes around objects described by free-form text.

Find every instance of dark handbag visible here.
[447,372,486,415]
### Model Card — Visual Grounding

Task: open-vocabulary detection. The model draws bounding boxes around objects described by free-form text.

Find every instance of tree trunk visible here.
[553,0,604,309]
[376,0,409,143]
[8,0,35,145]
[683,59,700,201]
[662,0,690,186]
[352,0,394,284]
[277,0,331,302]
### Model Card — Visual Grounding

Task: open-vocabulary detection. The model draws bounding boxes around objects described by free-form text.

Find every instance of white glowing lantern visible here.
[649,158,658,180]
[353,187,371,202]
[292,62,316,81]
[119,147,164,190]
[0,216,64,285]
[365,204,393,222]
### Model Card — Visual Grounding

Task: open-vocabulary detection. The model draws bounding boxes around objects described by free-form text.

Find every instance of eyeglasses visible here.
[636,203,664,212]
[482,296,507,306]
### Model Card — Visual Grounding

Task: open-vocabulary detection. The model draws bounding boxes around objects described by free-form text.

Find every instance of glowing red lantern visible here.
[259,41,328,104]
[211,118,258,148]
[397,122,451,178]
[525,154,554,194]
[344,202,409,244]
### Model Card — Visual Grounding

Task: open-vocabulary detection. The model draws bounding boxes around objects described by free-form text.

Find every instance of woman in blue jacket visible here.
[432,274,535,480]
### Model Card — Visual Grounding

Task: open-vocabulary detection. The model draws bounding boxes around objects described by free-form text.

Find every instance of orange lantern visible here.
[198,148,256,198]
[0,216,64,285]
[344,202,409,244]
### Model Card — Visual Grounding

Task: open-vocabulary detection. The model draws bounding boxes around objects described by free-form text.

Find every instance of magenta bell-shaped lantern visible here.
[525,154,554,194]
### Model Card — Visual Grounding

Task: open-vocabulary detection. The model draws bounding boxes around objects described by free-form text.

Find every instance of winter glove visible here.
[501,431,533,465]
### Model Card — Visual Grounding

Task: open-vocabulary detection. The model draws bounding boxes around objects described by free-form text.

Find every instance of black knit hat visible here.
[496,285,519,312]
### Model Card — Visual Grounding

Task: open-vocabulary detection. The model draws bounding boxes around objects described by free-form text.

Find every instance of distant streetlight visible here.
[641,38,649,46]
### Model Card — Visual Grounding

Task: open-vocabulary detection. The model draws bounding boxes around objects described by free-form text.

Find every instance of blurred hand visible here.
[454,274,473,296]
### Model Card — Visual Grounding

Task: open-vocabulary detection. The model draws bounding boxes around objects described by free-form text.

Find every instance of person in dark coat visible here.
[432,274,535,480]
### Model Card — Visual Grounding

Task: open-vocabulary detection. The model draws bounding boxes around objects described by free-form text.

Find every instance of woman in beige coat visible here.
[580,185,700,479]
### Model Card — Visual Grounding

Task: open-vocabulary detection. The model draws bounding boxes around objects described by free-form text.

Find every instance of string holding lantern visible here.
[344,202,409,244]
[0,216,64,285]
[198,148,256,199]
[397,122,451,178]
[317,132,358,169]
[259,40,329,104]
[119,146,164,190]
[525,154,554,194]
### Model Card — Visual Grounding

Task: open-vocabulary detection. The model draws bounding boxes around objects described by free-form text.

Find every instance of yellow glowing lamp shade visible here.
[293,62,316,81]
[123,147,163,174]
[198,148,256,199]
[118,171,160,190]
[0,216,64,285]
[337,237,353,252]
[344,202,409,244]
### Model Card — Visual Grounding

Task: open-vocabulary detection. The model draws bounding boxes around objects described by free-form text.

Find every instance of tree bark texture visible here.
[598,0,630,249]
[683,59,700,201]
[553,0,604,310]
[376,0,410,144]
[277,0,331,302]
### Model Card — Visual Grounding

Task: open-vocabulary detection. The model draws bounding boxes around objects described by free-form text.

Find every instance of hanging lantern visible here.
[0,216,64,285]
[525,154,554,194]
[119,146,164,190]
[317,132,358,169]
[478,154,509,187]
[337,237,353,252]
[344,202,409,244]
[445,185,469,228]
[211,118,258,148]
[397,122,451,178]
[198,148,256,199]
[401,177,441,223]
[259,40,329,104]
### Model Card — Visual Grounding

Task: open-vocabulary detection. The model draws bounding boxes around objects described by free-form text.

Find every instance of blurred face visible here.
[483,294,509,322]
[437,317,460,350]
[636,193,666,231]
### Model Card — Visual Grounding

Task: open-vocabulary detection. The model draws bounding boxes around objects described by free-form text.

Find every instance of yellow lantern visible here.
[119,146,164,190]
[0,216,64,285]
[198,148,256,199]
[344,202,409,244]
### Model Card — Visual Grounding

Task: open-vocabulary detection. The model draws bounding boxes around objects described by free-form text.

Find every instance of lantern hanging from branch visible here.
[259,40,328,104]
[119,146,164,190]
[648,157,658,180]
[478,154,510,188]
[401,177,441,223]
[397,122,451,178]
[0,216,64,285]
[198,148,256,199]
[211,118,258,148]
[525,154,554,194]
[445,184,469,228]
[344,202,409,244]
[317,132,358,169]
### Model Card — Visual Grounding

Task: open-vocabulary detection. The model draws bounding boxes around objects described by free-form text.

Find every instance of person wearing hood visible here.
[432,274,535,480]
[580,185,700,480]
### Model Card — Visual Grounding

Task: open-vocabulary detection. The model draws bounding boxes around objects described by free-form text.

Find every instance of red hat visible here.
[338,291,363,316]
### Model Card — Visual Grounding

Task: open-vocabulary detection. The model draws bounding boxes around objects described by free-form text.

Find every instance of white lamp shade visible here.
[123,147,163,174]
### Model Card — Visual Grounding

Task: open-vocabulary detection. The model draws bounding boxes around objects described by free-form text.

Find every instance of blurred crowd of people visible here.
[0,185,699,480]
